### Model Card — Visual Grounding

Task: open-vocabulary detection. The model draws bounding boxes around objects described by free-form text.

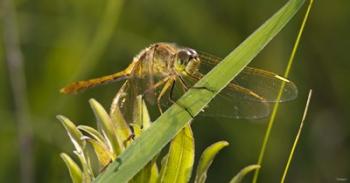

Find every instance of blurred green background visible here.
[1,0,349,182]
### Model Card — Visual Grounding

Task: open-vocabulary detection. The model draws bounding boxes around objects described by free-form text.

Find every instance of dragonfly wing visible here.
[199,53,298,102]
[203,87,270,119]
[113,75,180,122]
[111,78,145,124]
[182,72,270,119]
[233,67,298,102]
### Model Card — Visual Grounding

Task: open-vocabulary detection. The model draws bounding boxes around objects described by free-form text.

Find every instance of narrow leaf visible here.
[86,138,115,167]
[134,95,152,129]
[194,141,229,183]
[89,99,124,155]
[149,161,159,183]
[60,153,83,183]
[110,102,133,144]
[78,125,106,145]
[73,150,94,182]
[230,165,260,183]
[158,154,169,182]
[57,115,85,153]
[58,115,93,181]
[281,90,313,183]
[158,125,194,183]
[94,0,304,182]
[131,158,158,183]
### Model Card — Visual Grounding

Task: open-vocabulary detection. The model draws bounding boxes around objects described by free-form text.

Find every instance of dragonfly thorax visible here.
[136,43,201,78]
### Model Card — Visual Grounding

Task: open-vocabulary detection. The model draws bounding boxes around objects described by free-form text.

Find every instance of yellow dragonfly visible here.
[61,42,297,121]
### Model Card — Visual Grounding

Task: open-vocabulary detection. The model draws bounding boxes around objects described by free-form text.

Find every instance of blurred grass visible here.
[1,0,350,182]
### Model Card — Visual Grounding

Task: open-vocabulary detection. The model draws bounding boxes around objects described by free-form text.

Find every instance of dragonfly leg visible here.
[123,133,135,147]
[156,78,174,114]
[169,79,194,118]
[143,76,170,96]
[177,75,190,91]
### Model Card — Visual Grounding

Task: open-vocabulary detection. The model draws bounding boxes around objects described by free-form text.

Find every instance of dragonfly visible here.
[60,42,297,122]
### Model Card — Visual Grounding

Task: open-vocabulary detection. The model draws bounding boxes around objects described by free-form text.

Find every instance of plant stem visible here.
[281,90,312,183]
[252,1,314,182]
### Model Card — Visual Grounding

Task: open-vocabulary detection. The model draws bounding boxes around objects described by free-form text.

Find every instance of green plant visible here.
[58,97,258,183]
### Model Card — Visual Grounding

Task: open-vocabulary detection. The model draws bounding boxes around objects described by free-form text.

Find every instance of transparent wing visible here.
[181,73,270,119]
[234,67,298,102]
[198,52,298,102]
[112,76,176,123]
[111,79,139,124]
[111,75,160,124]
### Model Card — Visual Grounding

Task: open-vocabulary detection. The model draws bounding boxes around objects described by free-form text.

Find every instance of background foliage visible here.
[0,0,349,182]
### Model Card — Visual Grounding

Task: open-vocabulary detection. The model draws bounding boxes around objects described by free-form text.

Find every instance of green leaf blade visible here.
[78,125,106,145]
[194,141,229,183]
[60,153,83,183]
[230,165,260,183]
[57,115,94,181]
[86,138,115,167]
[57,115,85,153]
[110,102,133,144]
[130,158,158,183]
[89,99,124,155]
[158,125,195,183]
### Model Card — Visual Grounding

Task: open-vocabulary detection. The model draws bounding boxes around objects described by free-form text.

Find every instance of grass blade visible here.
[58,115,85,153]
[85,138,115,167]
[158,125,195,183]
[230,165,260,183]
[60,153,83,183]
[110,104,133,145]
[78,125,106,145]
[194,141,229,183]
[130,158,158,183]
[94,0,304,182]
[253,1,313,181]
[90,99,124,155]
[58,115,93,181]
[280,90,313,183]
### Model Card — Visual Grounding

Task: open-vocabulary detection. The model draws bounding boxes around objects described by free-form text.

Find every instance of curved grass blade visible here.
[58,115,85,153]
[131,158,158,183]
[85,138,115,167]
[89,99,124,155]
[78,125,106,145]
[60,153,83,183]
[149,161,159,183]
[109,101,133,144]
[194,141,229,183]
[281,90,313,183]
[57,115,93,181]
[158,125,194,183]
[134,95,152,129]
[78,125,117,167]
[94,0,305,182]
[229,165,260,183]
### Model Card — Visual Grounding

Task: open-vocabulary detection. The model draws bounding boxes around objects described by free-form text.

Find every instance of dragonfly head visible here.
[175,48,200,74]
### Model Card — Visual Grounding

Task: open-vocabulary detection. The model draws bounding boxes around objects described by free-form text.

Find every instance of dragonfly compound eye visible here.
[177,49,198,65]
